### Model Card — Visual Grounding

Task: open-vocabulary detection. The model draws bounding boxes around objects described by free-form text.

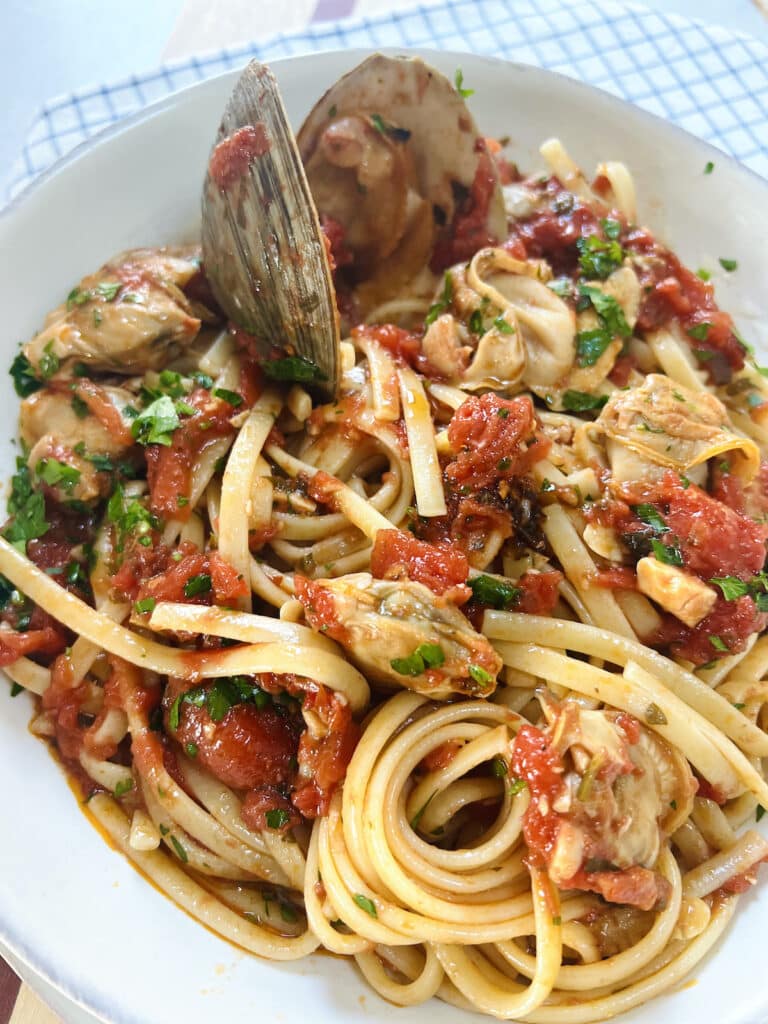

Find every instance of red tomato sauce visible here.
[446,393,549,491]
[293,576,348,643]
[208,124,271,190]
[145,387,235,520]
[370,529,470,598]
[510,723,566,864]
[431,141,500,272]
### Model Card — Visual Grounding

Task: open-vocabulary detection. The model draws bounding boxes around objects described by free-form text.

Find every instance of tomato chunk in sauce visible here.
[371,529,470,598]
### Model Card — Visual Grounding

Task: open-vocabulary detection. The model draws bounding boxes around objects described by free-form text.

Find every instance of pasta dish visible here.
[3,55,768,1021]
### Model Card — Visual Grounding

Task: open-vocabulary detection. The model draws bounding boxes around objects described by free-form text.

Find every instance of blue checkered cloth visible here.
[7,0,768,200]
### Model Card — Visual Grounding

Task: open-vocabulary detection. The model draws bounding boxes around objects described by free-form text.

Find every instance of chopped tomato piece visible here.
[371,529,470,598]
[431,141,500,271]
[446,393,548,491]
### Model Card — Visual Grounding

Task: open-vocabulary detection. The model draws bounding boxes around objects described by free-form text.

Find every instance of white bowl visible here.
[1,48,767,1024]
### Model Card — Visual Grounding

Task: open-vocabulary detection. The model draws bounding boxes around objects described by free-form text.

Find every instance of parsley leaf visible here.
[114,778,134,798]
[213,387,243,407]
[704,161,715,174]
[579,285,631,338]
[710,576,749,601]
[719,258,738,273]
[9,353,42,397]
[425,272,453,327]
[36,458,80,492]
[130,395,181,446]
[687,323,712,342]
[353,894,377,918]
[454,68,474,98]
[265,808,291,830]
[390,642,445,676]
[38,341,60,380]
[468,574,520,609]
[576,328,612,367]
[262,356,326,384]
[602,218,622,240]
[562,390,608,412]
[183,573,212,599]
[632,503,669,534]
[134,597,157,615]
[650,538,683,566]
[3,460,49,554]
[709,635,729,652]
[106,484,158,550]
[468,663,494,688]
[369,113,411,142]
[576,236,624,279]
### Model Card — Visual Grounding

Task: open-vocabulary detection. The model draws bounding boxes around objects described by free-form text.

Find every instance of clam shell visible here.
[201,60,340,397]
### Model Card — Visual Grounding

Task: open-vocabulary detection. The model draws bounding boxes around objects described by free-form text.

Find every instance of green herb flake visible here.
[757,804,766,822]
[491,756,508,778]
[353,894,377,918]
[602,218,622,240]
[633,503,669,534]
[410,791,436,831]
[508,778,527,796]
[369,113,411,142]
[719,257,738,273]
[650,537,683,566]
[547,277,572,298]
[454,68,474,98]
[578,284,631,337]
[38,341,60,380]
[710,576,749,601]
[562,390,608,412]
[697,268,711,282]
[493,314,515,335]
[183,573,212,600]
[576,328,612,367]
[390,641,445,677]
[704,160,715,174]
[95,280,121,301]
[114,778,134,798]
[9,683,23,697]
[265,807,291,830]
[709,635,729,652]
[170,835,188,863]
[468,574,520,610]
[425,272,453,327]
[468,663,494,688]
[213,387,243,407]
[134,597,157,615]
[262,355,326,384]
[576,236,624,279]
[9,353,42,397]
[130,395,181,446]
[2,459,49,554]
[184,742,198,758]
[36,458,80,492]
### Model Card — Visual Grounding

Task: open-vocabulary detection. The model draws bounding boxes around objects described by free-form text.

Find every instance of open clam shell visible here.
[201,60,340,397]
[297,53,507,318]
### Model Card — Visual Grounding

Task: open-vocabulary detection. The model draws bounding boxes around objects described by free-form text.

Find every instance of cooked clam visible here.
[298,54,506,318]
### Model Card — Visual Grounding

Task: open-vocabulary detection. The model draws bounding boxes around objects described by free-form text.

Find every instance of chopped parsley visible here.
[508,778,527,796]
[390,642,445,677]
[353,894,377,918]
[468,574,520,610]
[709,635,729,652]
[757,805,766,822]
[169,835,188,863]
[578,285,631,338]
[719,258,738,273]
[650,538,683,566]
[425,272,453,327]
[710,576,749,601]
[213,387,243,407]
[547,277,573,298]
[38,341,60,380]
[185,742,198,758]
[3,459,49,554]
[562,390,608,412]
[576,328,613,367]
[704,161,715,174]
[454,68,474,98]
[632,503,669,534]
[265,808,292,830]
[183,573,212,598]
[493,314,515,335]
[114,778,134,798]
[490,756,508,778]
[9,353,42,397]
[106,484,158,550]
[9,683,23,697]
[134,597,157,615]
[262,355,326,384]
[468,663,494,688]
[697,268,712,282]
[687,323,712,342]
[576,235,624,279]
[602,218,622,240]
[130,395,181,446]
[36,458,80,492]
[168,676,275,731]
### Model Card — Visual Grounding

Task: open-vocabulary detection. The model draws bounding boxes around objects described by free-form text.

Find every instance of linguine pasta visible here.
[3,84,768,1022]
